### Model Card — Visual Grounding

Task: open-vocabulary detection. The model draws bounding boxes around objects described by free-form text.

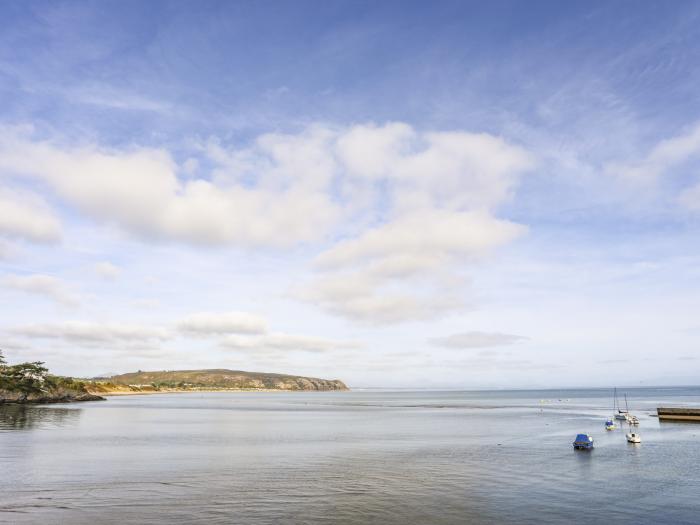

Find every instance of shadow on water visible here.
[573,448,594,469]
[0,404,82,430]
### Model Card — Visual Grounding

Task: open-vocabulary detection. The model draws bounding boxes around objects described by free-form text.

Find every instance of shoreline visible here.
[90,388,346,397]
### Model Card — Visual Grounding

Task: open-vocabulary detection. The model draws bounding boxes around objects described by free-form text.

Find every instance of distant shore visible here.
[93,387,306,396]
[87,369,349,393]
[0,390,105,404]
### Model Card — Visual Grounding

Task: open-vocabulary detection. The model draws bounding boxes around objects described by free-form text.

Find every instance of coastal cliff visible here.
[89,369,349,393]
[0,387,104,404]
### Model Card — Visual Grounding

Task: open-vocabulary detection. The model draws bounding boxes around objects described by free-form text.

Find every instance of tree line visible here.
[0,349,51,395]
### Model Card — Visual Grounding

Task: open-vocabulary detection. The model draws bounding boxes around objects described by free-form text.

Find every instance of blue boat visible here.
[605,419,616,430]
[573,434,594,449]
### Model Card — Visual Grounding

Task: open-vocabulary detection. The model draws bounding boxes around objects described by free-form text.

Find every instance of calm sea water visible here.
[2,387,700,524]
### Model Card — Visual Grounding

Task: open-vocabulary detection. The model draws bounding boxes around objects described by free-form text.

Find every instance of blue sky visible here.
[1,1,700,387]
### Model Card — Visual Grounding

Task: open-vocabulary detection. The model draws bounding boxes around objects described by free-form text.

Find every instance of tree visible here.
[2,361,49,395]
[0,349,10,391]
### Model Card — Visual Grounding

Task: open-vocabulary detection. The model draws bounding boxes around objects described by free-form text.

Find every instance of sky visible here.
[1,0,700,388]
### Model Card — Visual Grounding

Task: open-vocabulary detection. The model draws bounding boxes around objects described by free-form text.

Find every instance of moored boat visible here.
[626,432,641,444]
[623,394,640,426]
[573,434,594,449]
[614,388,629,420]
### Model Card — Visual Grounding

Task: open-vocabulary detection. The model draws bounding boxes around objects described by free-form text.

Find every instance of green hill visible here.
[93,369,349,392]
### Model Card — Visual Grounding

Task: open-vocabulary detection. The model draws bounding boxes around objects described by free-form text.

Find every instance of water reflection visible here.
[0,404,81,430]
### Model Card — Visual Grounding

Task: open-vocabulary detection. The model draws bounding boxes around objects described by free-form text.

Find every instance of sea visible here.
[1,387,700,524]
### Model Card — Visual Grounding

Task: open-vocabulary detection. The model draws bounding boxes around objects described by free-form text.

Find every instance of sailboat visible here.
[624,394,639,425]
[623,393,640,425]
[614,388,629,421]
[623,393,641,442]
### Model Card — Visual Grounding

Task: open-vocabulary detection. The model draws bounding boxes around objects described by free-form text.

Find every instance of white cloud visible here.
[0,123,534,324]
[2,274,79,306]
[303,124,533,324]
[94,261,121,280]
[429,331,528,349]
[300,284,465,325]
[606,121,700,183]
[316,210,524,270]
[0,127,339,247]
[336,122,415,179]
[131,298,161,309]
[8,321,171,346]
[302,210,526,324]
[0,188,61,243]
[177,311,268,336]
[220,333,361,353]
[0,340,32,351]
[0,123,531,249]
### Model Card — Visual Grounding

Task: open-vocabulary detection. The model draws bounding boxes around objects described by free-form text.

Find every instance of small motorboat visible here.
[628,415,640,425]
[605,419,616,430]
[573,434,594,449]
[626,432,641,444]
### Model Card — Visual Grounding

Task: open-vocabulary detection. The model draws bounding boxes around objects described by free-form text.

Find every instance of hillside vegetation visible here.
[0,350,104,404]
[91,369,349,392]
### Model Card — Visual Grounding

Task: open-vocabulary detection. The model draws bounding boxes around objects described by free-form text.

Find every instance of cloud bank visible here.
[3,274,79,306]
[177,311,268,336]
[429,331,528,349]
[0,122,534,324]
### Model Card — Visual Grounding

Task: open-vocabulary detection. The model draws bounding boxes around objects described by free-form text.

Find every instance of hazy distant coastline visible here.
[1,353,348,404]
[88,369,349,395]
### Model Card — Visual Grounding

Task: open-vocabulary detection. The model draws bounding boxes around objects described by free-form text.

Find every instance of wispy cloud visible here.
[0,188,62,243]
[429,331,528,349]
[94,261,121,280]
[177,311,268,336]
[606,121,700,183]
[220,333,362,353]
[2,274,79,306]
[8,321,170,347]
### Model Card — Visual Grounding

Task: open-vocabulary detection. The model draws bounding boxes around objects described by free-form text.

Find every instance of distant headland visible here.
[1,350,348,404]
[89,369,349,394]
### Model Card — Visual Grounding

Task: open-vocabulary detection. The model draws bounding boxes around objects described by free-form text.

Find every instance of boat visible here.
[623,394,640,425]
[573,433,594,449]
[626,431,641,444]
[614,388,629,420]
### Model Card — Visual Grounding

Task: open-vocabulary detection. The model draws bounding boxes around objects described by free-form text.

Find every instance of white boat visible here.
[623,395,640,425]
[614,388,629,420]
[626,432,641,444]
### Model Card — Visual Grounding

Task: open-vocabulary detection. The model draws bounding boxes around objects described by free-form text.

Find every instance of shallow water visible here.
[1,388,700,524]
